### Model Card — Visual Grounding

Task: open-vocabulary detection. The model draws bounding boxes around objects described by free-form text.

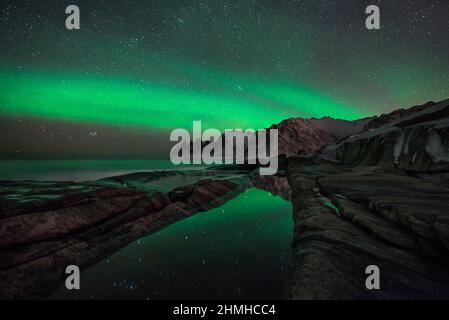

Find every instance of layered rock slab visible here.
[287,156,449,299]
[0,172,248,299]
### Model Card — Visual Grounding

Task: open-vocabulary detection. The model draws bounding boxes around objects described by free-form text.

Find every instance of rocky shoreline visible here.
[287,157,449,299]
[1,98,449,299]
[286,99,449,299]
[0,171,249,299]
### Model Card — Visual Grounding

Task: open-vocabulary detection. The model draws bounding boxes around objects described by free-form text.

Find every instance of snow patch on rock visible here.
[425,130,449,163]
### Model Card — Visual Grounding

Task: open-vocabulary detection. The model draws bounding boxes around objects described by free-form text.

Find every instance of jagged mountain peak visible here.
[268,115,372,156]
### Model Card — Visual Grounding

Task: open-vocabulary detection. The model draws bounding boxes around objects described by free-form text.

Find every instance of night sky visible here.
[1,0,448,159]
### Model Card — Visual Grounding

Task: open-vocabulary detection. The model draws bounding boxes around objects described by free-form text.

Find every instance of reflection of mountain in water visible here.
[2,98,449,300]
[0,169,290,299]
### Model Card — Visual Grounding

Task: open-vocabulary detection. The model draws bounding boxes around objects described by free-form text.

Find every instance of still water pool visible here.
[0,160,293,299]
[52,188,292,299]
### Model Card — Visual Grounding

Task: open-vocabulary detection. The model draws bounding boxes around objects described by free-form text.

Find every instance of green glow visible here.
[52,187,293,299]
[0,66,364,131]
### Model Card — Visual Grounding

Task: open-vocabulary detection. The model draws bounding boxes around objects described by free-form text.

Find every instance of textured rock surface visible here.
[269,116,371,157]
[320,99,449,172]
[2,98,449,300]
[287,156,449,299]
[0,171,249,299]
[362,101,436,131]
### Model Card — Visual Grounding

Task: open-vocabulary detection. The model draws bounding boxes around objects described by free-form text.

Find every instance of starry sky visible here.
[0,0,448,159]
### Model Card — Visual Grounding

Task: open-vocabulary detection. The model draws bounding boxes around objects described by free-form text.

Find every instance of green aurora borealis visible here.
[0,66,364,131]
[1,0,448,158]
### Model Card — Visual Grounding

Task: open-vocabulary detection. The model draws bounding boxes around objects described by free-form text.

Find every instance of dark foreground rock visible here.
[287,156,449,299]
[0,171,249,299]
[3,98,449,300]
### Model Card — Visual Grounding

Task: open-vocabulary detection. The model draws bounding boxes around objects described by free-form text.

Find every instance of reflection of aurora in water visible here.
[52,187,292,299]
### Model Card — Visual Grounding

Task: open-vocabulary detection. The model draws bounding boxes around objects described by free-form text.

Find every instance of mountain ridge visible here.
[271,99,443,157]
